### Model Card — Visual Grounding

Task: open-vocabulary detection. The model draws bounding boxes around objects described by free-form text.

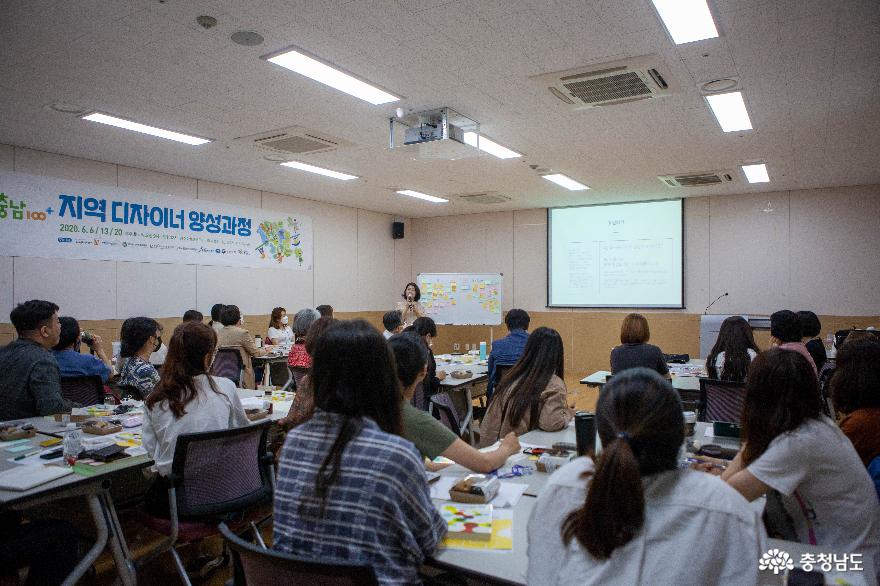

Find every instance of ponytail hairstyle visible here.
[146,321,220,417]
[562,368,683,559]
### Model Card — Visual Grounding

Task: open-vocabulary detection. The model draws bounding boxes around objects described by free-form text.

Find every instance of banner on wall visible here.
[0,172,313,270]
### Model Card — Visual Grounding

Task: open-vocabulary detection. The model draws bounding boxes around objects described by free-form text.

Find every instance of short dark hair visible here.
[383,310,403,332]
[796,311,821,338]
[401,282,421,302]
[210,303,225,322]
[10,300,59,335]
[831,339,880,414]
[220,305,241,326]
[120,316,161,358]
[182,309,203,323]
[316,305,334,318]
[388,332,430,388]
[505,309,530,331]
[411,316,437,338]
[54,316,81,351]
[771,310,802,343]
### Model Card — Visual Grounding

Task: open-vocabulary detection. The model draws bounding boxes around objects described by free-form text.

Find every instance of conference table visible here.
[428,423,876,586]
[0,393,291,585]
[580,359,706,391]
[434,354,490,444]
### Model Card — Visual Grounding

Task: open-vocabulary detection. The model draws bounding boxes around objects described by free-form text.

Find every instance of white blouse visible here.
[267,325,293,345]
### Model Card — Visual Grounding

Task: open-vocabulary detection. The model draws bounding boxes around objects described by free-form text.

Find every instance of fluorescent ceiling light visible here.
[396,189,448,203]
[542,173,589,191]
[651,0,718,44]
[705,91,753,132]
[742,163,769,183]
[280,161,358,180]
[82,112,211,145]
[462,132,522,159]
[266,48,399,105]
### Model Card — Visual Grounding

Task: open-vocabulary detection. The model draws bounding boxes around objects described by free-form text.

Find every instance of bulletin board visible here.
[416,273,503,325]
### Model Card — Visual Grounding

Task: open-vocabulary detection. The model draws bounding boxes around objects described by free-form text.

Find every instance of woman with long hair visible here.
[273,320,445,584]
[281,316,335,428]
[478,327,573,447]
[142,321,249,478]
[706,316,760,381]
[267,306,293,346]
[716,349,880,571]
[830,338,880,466]
[118,316,163,397]
[389,332,520,472]
[528,369,766,585]
[405,316,446,410]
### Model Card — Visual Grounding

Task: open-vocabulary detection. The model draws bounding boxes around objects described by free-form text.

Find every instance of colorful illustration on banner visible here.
[256,216,304,265]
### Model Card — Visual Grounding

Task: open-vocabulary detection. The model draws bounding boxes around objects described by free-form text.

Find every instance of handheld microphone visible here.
[704,292,729,315]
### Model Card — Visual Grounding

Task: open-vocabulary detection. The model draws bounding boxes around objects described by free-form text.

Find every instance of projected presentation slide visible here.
[548,200,683,308]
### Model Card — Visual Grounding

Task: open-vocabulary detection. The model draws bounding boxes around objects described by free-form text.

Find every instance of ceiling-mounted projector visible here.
[390,107,480,160]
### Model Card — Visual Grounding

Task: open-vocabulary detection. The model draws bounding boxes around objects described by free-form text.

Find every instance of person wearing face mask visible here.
[118,316,164,398]
[396,282,425,327]
[217,304,269,389]
[267,306,293,346]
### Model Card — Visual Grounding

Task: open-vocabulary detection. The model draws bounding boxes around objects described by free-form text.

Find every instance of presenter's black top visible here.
[610,343,669,376]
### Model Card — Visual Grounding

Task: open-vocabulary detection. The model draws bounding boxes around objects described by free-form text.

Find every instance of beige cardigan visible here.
[478,374,573,448]
[216,325,260,389]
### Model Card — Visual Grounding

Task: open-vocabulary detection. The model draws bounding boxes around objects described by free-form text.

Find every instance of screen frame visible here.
[546,198,685,309]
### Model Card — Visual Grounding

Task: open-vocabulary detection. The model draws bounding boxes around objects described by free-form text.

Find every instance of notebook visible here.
[0,465,73,491]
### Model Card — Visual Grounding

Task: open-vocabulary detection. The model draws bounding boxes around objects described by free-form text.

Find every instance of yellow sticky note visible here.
[451,282,457,291]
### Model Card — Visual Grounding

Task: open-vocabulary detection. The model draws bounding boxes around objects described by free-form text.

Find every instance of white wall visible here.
[0,144,409,321]
[412,186,880,316]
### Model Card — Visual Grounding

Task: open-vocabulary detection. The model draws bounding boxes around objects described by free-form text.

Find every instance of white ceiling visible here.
[1,0,878,218]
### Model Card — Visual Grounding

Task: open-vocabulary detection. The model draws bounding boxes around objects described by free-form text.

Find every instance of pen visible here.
[13,449,42,461]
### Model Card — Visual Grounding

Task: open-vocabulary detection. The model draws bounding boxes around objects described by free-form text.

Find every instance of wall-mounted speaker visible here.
[392,221,404,239]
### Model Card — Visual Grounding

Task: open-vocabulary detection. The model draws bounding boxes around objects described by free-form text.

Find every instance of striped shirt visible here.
[273,410,446,585]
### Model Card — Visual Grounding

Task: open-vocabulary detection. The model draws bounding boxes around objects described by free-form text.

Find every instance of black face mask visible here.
[154,336,162,352]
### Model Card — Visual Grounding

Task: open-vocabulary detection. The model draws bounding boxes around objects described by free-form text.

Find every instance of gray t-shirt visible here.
[528,457,766,585]
[610,343,669,375]
[748,416,880,572]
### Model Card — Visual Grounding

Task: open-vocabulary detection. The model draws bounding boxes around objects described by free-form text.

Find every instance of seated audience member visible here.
[610,313,669,377]
[382,309,404,339]
[406,317,445,410]
[142,321,249,510]
[287,308,320,386]
[769,309,817,375]
[208,303,225,333]
[118,317,163,397]
[316,304,334,319]
[182,309,203,323]
[389,333,520,472]
[487,309,530,400]
[52,316,112,382]
[267,306,293,346]
[798,310,827,371]
[831,339,880,466]
[712,349,880,571]
[0,300,78,420]
[706,316,760,382]
[528,369,766,585]
[479,327,573,447]
[217,304,268,388]
[273,320,445,584]
[283,316,335,428]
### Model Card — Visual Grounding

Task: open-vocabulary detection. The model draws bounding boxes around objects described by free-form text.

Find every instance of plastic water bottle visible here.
[479,341,487,361]
[63,423,82,466]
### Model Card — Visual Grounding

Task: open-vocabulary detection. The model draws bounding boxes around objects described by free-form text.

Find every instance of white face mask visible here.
[281,316,289,325]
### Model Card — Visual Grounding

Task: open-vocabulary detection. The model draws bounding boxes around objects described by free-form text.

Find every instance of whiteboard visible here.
[416,273,503,325]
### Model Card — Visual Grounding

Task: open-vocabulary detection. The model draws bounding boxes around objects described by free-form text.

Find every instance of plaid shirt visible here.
[274,410,446,585]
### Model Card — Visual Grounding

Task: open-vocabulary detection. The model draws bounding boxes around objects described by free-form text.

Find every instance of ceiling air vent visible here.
[532,55,675,110]
[232,126,352,157]
[658,171,735,187]
[458,192,511,205]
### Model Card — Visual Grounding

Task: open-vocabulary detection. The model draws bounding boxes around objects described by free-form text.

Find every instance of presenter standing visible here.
[397,282,425,327]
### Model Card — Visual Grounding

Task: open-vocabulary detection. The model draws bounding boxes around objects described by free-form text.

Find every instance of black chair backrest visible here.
[699,378,747,424]
[429,392,463,437]
[60,375,104,406]
[211,347,244,386]
[170,422,273,518]
[218,523,378,585]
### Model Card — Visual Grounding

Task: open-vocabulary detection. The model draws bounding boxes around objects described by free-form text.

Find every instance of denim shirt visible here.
[487,329,529,400]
